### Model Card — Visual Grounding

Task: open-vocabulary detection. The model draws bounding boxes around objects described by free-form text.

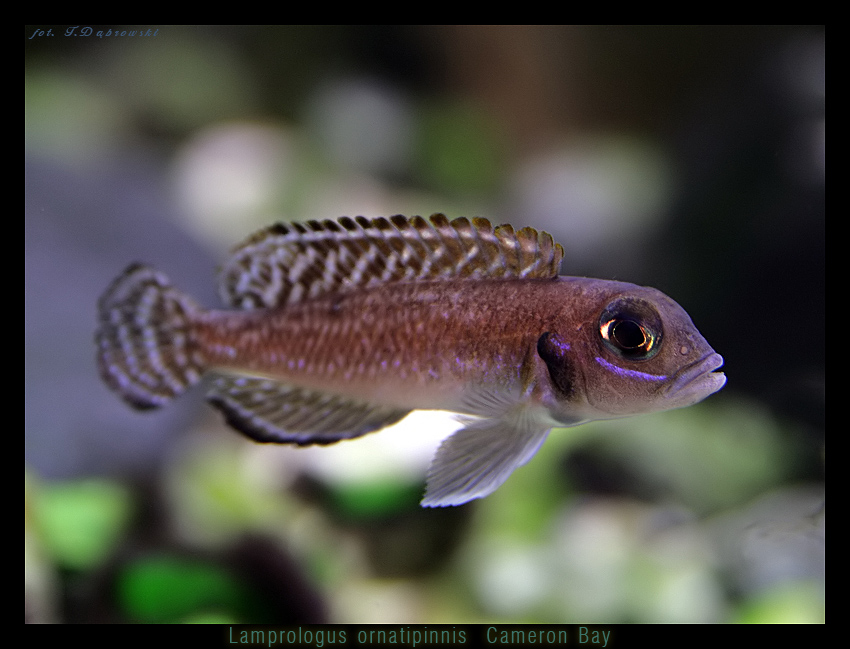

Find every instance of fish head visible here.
[539,279,726,422]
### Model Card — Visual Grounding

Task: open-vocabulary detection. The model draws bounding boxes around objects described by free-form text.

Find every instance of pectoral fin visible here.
[421,410,552,507]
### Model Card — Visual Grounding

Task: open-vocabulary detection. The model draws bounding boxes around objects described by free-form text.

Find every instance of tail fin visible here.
[96,264,206,409]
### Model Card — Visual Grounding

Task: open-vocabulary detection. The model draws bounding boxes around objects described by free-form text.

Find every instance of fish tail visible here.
[96,263,206,409]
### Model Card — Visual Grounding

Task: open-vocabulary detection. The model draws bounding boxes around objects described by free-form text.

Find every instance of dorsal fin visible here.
[218,214,564,309]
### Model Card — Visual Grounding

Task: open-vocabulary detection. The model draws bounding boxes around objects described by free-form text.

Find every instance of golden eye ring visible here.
[599,298,662,360]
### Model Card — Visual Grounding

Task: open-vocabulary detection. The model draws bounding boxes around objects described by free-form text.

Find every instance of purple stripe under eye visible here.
[594,357,667,382]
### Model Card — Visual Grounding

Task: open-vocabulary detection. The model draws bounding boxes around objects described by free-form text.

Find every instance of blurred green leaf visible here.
[34,477,132,571]
[417,102,506,194]
[330,479,422,519]
[733,581,824,623]
[117,555,251,623]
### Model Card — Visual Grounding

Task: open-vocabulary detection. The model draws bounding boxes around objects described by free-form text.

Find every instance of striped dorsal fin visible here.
[218,214,564,309]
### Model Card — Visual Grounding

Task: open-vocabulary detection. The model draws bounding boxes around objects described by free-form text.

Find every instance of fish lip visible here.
[663,352,726,403]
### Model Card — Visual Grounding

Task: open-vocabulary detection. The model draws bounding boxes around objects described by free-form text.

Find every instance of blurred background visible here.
[25,25,824,623]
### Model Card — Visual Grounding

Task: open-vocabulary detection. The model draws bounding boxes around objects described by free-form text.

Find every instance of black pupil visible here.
[612,320,646,349]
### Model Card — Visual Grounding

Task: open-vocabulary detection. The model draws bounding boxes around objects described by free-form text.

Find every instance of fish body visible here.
[97,214,725,506]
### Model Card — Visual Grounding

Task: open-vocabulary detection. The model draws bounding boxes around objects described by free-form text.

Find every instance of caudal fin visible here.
[96,263,206,409]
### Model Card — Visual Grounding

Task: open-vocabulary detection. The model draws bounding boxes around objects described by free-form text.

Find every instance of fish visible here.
[96,214,726,507]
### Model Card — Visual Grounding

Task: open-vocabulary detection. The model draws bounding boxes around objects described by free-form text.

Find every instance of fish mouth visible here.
[662,352,726,407]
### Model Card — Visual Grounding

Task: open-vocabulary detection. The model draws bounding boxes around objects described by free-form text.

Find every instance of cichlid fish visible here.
[96,214,725,507]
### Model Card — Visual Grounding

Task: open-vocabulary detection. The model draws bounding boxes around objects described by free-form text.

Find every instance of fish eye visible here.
[599,297,662,360]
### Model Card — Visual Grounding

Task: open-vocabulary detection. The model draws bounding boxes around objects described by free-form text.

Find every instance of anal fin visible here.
[207,375,411,445]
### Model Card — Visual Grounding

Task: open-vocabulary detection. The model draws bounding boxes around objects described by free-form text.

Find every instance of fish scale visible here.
[96,214,725,506]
